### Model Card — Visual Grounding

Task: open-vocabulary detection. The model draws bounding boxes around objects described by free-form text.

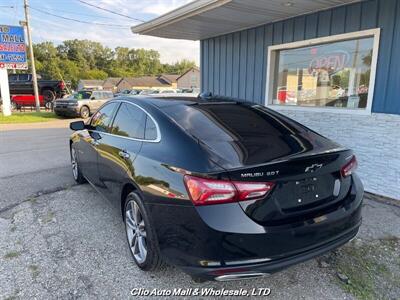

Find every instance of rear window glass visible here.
[145,116,157,140]
[162,103,304,141]
[111,103,146,139]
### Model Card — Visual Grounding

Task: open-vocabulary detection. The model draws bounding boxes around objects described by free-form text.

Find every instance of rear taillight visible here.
[183,175,274,206]
[184,176,236,205]
[341,155,358,177]
[233,181,275,201]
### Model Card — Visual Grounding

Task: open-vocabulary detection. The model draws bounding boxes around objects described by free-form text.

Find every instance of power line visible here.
[32,5,114,19]
[29,6,131,28]
[77,0,145,23]
[29,15,130,32]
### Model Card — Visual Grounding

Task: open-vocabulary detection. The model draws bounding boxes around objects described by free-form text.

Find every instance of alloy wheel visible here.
[71,148,78,180]
[125,200,147,264]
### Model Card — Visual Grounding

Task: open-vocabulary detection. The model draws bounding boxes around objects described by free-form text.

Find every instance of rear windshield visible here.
[162,102,340,166]
[162,103,305,141]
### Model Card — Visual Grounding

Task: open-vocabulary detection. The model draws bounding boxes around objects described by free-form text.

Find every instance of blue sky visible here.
[0,0,199,64]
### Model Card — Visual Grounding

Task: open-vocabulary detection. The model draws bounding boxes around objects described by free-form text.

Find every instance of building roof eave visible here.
[131,0,230,39]
[131,0,361,41]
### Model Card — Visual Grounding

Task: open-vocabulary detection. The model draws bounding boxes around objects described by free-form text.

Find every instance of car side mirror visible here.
[70,121,85,131]
[91,96,96,100]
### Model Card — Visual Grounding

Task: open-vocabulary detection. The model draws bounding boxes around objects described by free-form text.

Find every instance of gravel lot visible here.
[1,121,399,299]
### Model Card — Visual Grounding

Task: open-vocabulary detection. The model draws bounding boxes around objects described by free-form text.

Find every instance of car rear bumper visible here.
[147,174,363,280]
[184,224,359,281]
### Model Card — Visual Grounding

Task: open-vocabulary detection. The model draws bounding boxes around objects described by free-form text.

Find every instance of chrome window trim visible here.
[91,99,161,143]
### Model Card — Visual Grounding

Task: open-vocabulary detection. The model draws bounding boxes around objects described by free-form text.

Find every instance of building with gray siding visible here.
[132,0,400,200]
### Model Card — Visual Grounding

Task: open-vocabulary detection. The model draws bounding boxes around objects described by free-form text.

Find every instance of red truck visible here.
[7,73,69,107]
[10,94,45,110]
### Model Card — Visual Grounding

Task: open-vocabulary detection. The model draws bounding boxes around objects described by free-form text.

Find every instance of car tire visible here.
[70,146,86,184]
[80,106,90,119]
[124,192,163,271]
[42,89,56,102]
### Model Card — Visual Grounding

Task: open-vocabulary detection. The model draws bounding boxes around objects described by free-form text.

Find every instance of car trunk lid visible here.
[225,149,353,225]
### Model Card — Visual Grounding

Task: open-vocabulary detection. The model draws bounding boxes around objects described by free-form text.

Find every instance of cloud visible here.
[28,0,199,64]
[81,0,193,18]
[31,20,200,64]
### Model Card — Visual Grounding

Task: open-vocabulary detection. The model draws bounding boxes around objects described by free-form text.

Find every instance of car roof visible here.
[116,95,247,108]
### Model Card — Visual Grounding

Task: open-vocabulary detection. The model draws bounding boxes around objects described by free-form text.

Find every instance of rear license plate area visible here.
[279,175,334,210]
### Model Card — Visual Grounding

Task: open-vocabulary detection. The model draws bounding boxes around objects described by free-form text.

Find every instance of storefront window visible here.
[271,36,375,109]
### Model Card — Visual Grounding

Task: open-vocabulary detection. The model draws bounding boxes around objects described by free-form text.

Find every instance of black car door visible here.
[96,102,146,202]
[78,102,119,185]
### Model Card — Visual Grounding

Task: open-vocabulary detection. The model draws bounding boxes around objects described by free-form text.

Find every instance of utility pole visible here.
[23,0,40,112]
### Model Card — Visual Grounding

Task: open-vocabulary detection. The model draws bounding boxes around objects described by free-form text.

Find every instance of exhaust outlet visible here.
[215,272,268,281]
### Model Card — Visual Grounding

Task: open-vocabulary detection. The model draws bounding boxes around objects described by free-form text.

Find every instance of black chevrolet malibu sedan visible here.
[69,95,363,282]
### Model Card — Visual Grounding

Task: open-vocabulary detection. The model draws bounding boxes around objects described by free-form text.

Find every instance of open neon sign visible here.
[308,50,350,74]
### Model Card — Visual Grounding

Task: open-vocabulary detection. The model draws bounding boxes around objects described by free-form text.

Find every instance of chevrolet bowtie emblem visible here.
[305,163,323,173]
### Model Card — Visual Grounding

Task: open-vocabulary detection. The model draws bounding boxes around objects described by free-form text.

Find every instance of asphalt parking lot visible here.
[0,120,78,211]
[1,121,399,299]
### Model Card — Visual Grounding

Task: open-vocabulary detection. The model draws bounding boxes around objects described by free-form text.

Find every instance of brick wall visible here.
[277,110,400,200]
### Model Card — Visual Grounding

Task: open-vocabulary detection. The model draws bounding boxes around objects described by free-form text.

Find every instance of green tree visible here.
[83,69,108,80]
[162,59,196,74]
[32,39,198,89]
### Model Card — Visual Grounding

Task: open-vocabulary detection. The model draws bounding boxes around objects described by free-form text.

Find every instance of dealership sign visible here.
[0,25,28,70]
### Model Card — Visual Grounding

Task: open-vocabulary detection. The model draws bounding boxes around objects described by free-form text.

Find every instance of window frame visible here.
[89,101,119,132]
[91,100,161,143]
[110,102,147,140]
[265,28,381,115]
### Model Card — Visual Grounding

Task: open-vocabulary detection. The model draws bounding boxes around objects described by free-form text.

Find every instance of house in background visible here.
[116,75,175,91]
[102,77,123,92]
[177,67,200,89]
[159,74,179,88]
[77,74,183,93]
[77,79,104,91]
[132,0,400,200]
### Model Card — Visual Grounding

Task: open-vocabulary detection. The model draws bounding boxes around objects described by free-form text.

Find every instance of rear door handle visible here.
[118,150,130,159]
